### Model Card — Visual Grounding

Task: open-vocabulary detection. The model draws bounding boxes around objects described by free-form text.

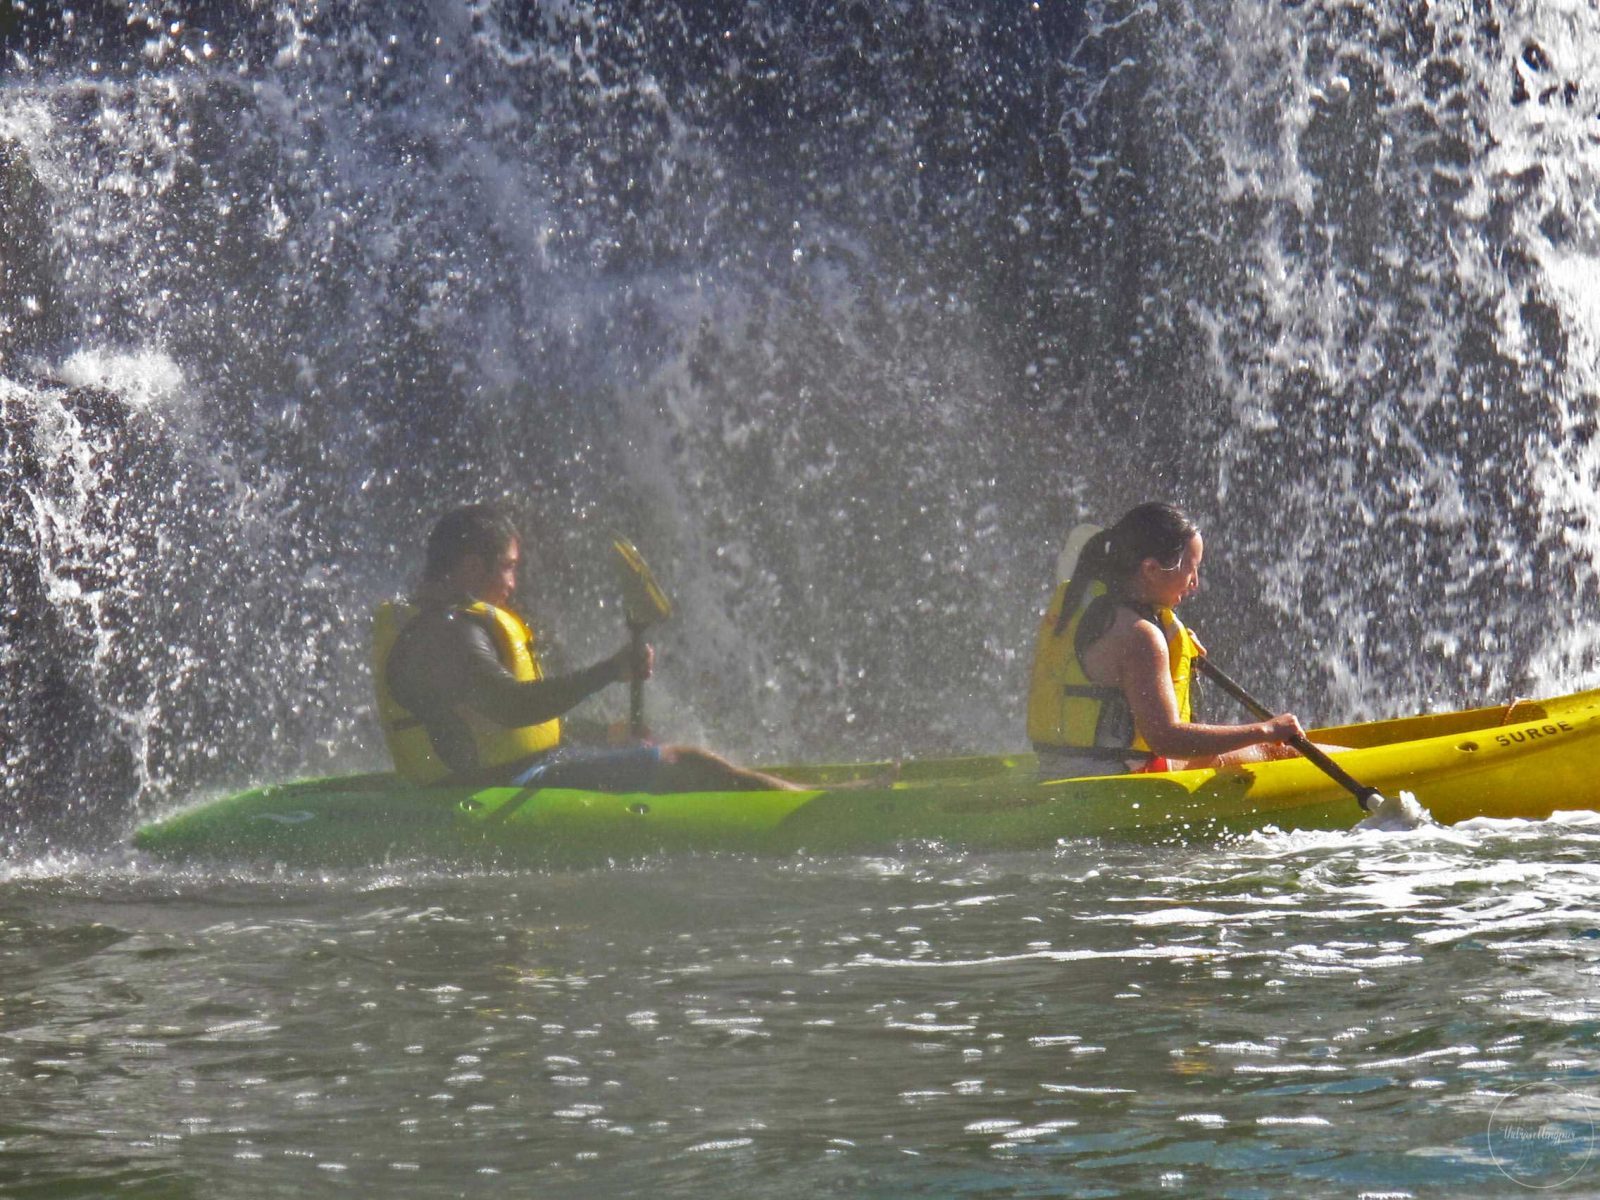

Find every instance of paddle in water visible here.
[1193,656,1429,830]
[611,537,673,739]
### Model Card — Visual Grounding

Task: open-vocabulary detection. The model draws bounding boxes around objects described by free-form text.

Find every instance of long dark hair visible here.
[1052,502,1198,633]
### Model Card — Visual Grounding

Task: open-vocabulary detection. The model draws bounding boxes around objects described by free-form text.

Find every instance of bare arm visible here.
[1119,622,1301,758]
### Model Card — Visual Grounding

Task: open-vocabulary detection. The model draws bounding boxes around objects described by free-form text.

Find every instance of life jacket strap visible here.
[1060,683,1123,700]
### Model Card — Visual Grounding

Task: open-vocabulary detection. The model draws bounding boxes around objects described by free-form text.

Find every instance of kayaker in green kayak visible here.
[372,504,799,793]
[1027,502,1305,779]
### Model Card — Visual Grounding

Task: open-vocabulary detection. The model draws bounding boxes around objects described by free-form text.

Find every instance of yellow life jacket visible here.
[372,600,562,785]
[1026,578,1199,761]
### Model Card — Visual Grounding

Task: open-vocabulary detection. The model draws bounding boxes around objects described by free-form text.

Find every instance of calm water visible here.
[4,813,1599,1198]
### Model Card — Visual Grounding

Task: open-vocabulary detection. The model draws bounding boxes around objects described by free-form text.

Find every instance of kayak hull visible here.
[133,688,1600,868]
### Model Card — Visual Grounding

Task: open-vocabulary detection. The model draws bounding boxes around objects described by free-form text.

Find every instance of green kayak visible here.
[133,686,1600,868]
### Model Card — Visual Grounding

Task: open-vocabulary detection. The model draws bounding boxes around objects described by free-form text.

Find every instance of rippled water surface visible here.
[5,814,1600,1198]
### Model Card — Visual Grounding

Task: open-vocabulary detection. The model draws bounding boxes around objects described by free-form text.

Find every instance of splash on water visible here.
[1355,789,1435,833]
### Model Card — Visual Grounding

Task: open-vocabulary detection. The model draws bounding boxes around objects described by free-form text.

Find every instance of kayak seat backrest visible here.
[1500,698,1549,726]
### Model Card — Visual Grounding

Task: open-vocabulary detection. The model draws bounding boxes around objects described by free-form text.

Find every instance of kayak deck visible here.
[133,688,1600,868]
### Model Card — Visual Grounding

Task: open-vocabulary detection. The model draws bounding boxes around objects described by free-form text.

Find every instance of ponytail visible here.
[1050,503,1197,635]
[1052,530,1114,635]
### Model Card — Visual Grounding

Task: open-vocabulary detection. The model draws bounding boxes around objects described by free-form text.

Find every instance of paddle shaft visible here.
[628,622,646,740]
[1194,656,1383,813]
[613,537,671,744]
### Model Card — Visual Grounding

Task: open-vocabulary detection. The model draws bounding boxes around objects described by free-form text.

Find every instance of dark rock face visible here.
[1,372,364,846]
[1,384,142,836]
[1,140,61,362]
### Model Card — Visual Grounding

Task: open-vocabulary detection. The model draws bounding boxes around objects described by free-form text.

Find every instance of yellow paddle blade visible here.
[612,537,673,628]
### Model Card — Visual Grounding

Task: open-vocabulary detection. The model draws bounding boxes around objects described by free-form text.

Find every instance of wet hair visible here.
[423,504,519,581]
[1053,502,1199,633]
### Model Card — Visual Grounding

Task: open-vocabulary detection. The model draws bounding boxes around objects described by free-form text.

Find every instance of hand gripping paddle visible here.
[612,537,673,739]
[1194,656,1388,813]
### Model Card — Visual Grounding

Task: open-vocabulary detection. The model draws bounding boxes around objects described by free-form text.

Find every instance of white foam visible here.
[56,347,186,411]
[1355,791,1435,833]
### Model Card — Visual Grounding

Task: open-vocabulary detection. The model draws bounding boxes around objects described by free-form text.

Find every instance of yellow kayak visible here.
[133,688,1600,868]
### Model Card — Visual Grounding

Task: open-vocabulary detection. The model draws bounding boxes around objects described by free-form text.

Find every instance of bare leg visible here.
[655,745,803,792]
[1179,741,1350,771]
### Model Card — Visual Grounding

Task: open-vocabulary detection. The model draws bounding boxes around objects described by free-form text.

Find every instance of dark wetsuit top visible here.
[384,603,620,782]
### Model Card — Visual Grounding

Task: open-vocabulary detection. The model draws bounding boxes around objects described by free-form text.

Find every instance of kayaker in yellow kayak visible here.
[1027,502,1305,779]
[372,504,798,792]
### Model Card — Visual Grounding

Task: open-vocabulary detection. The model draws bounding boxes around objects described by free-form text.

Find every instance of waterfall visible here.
[2,0,1597,846]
